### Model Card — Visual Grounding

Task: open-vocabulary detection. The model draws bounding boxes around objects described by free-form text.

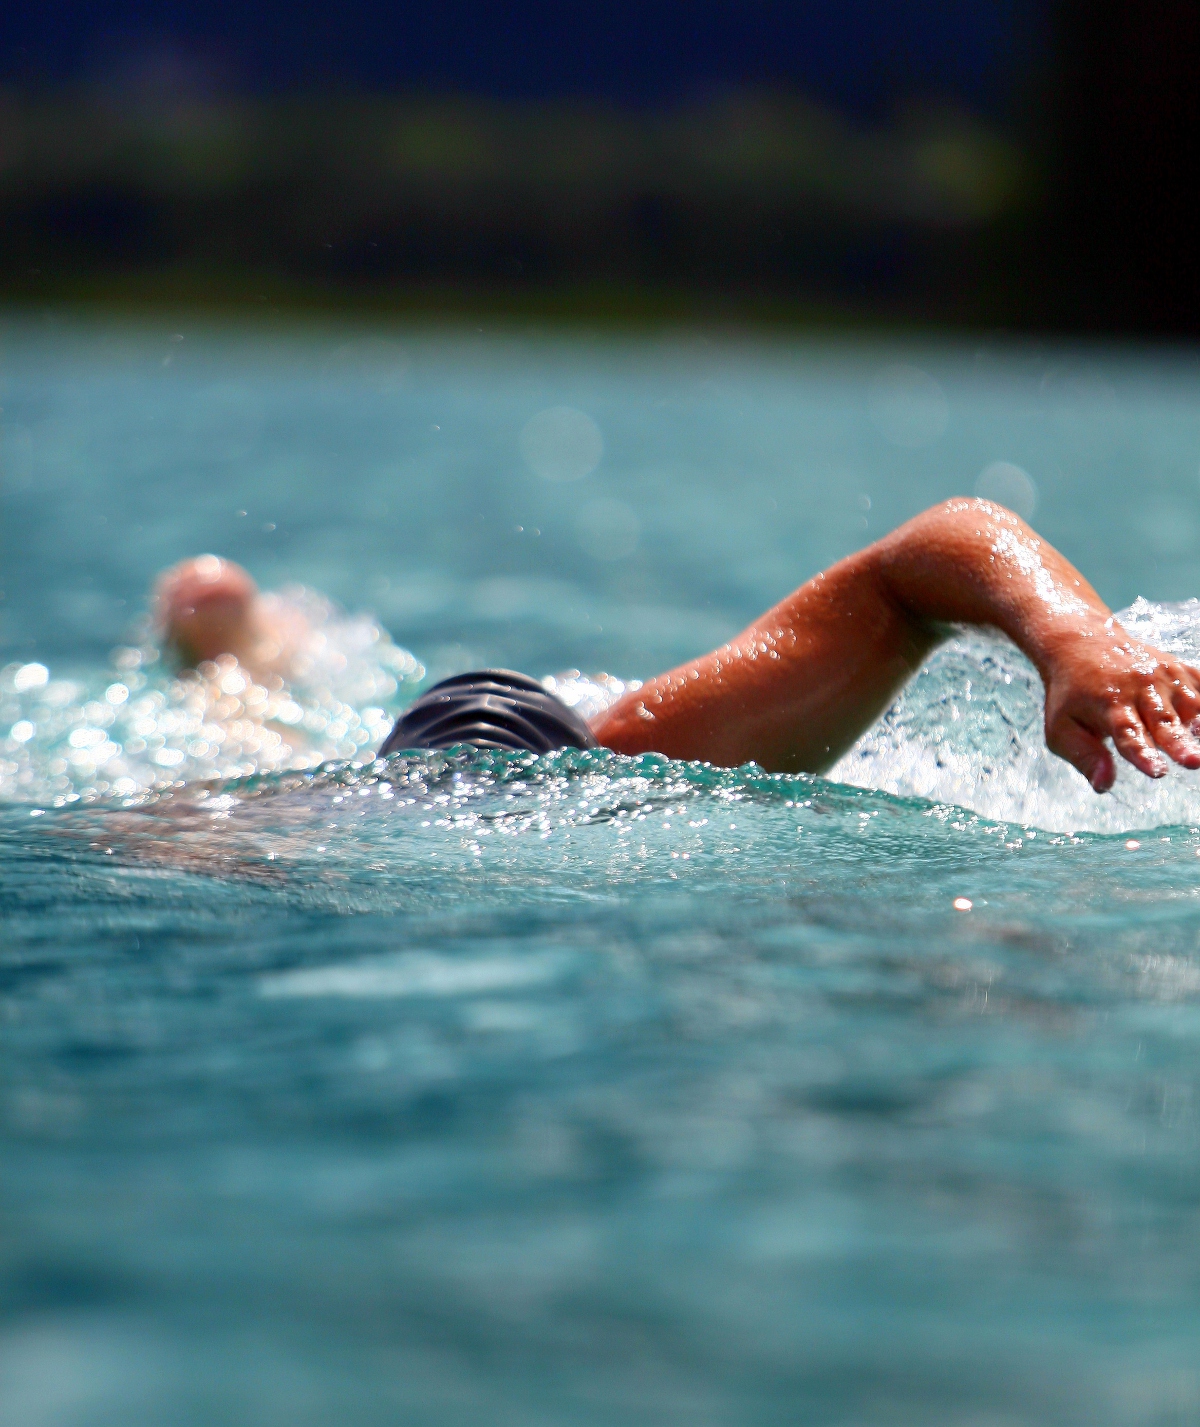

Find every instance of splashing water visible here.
[6,588,1197,836]
[833,597,1200,834]
[0,587,424,806]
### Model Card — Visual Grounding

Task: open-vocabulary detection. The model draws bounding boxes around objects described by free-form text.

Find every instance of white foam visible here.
[0,587,424,806]
[259,951,561,999]
[831,599,1200,834]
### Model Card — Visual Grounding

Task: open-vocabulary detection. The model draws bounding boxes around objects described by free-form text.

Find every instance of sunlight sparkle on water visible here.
[13,662,49,692]
[0,589,424,805]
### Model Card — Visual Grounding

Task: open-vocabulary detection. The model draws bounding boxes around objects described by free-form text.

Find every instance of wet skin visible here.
[593,499,1200,792]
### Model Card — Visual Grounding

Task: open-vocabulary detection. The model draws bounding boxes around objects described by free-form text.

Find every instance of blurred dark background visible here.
[0,1,1196,333]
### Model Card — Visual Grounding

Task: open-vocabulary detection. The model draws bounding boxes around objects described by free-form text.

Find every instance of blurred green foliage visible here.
[0,88,1036,325]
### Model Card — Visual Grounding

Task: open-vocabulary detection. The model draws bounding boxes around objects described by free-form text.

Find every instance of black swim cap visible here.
[377,669,598,757]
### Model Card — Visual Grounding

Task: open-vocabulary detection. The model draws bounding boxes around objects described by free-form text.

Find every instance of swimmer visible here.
[159,500,1200,794]
[155,554,309,684]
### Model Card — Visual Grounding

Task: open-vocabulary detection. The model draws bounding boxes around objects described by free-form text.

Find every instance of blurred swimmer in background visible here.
[156,499,1200,794]
[154,554,311,684]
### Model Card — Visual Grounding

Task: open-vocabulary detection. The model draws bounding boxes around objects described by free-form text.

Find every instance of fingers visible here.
[1045,646,1200,791]
[1057,696,1200,793]
[1108,708,1170,779]
[1138,685,1200,769]
[1047,717,1117,792]
[1169,666,1200,731]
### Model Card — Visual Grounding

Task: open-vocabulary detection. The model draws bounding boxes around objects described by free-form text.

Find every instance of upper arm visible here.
[592,549,942,773]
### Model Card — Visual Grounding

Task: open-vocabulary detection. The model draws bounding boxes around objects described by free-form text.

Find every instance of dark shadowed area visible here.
[3,3,1196,332]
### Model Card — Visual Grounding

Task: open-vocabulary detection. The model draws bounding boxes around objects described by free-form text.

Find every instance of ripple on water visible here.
[0,741,1094,928]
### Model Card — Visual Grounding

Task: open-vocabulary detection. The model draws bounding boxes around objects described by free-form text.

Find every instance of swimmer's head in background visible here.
[378,670,597,757]
[154,555,259,667]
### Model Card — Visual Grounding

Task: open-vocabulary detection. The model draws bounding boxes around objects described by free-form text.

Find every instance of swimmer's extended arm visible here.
[591,498,1200,790]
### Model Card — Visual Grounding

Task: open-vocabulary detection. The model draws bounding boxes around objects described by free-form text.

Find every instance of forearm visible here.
[870,498,1115,680]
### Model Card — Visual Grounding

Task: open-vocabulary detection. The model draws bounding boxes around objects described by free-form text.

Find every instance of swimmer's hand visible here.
[595,498,1200,790]
[1038,624,1200,792]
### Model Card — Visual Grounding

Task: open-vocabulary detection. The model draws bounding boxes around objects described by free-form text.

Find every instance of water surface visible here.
[4,320,1200,1425]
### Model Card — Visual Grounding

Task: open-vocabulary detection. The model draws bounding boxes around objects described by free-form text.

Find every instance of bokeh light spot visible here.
[975,461,1038,520]
[520,407,603,482]
[13,663,49,693]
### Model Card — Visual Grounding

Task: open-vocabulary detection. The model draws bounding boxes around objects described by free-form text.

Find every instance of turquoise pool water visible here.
[4,319,1200,1425]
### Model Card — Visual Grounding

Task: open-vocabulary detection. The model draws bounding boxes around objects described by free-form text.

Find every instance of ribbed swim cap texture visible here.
[377,669,598,757]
